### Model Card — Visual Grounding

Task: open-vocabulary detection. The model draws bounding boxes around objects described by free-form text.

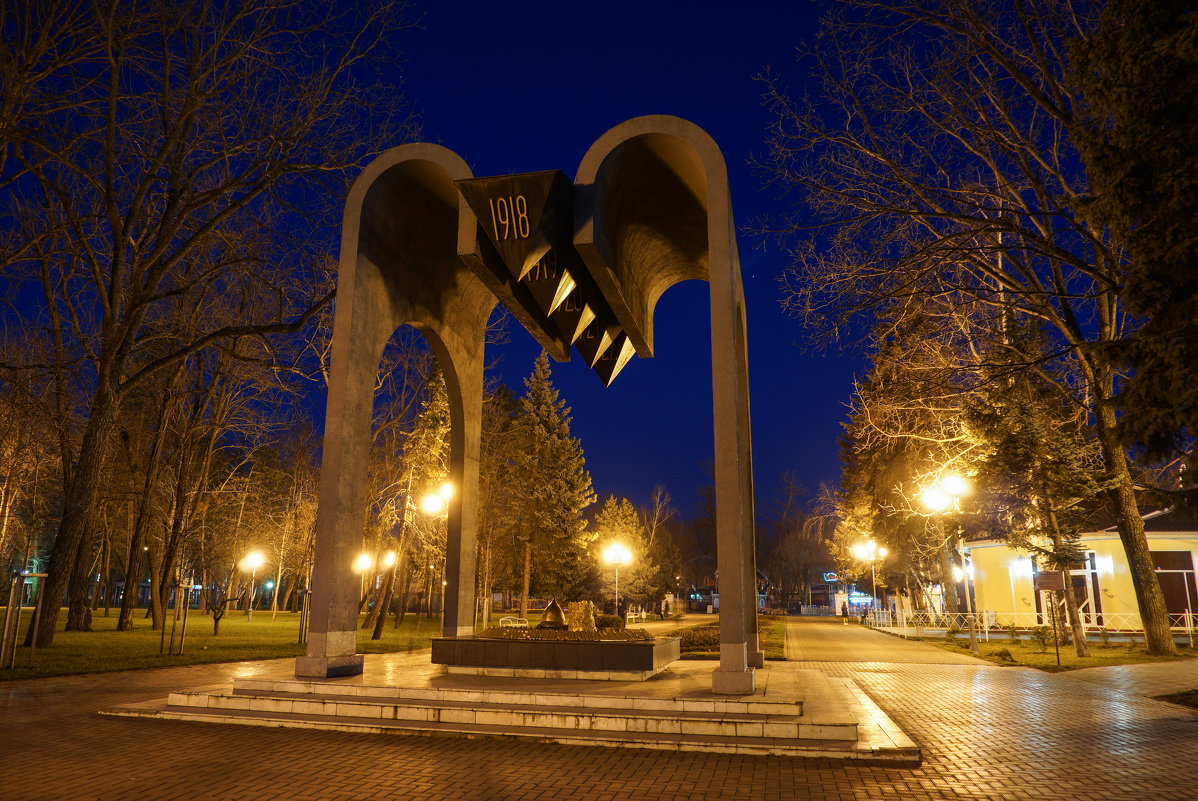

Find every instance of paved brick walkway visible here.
[1,618,1195,800]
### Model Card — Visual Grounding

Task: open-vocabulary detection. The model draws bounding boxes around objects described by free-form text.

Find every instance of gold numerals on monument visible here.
[488,194,530,241]
[528,250,557,281]
[561,290,582,313]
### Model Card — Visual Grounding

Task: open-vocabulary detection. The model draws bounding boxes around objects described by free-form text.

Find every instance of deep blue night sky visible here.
[394,0,863,515]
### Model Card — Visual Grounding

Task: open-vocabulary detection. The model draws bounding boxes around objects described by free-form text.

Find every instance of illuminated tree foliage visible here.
[759,0,1177,654]
[592,495,656,608]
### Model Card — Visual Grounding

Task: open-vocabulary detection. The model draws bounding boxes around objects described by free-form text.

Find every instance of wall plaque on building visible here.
[1033,571,1066,592]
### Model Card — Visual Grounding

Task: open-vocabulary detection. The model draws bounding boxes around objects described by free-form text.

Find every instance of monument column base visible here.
[711,667,756,695]
[295,654,364,678]
[295,631,363,678]
[748,650,765,668]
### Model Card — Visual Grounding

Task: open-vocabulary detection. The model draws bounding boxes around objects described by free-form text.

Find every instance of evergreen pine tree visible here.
[511,351,596,616]
[593,495,657,611]
[963,324,1107,656]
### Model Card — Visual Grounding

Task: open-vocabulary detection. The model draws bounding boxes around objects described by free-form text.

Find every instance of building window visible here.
[1150,551,1198,623]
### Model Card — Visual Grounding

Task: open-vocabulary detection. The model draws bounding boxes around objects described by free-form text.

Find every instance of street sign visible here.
[823,572,839,583]
[1033,571,1066,592]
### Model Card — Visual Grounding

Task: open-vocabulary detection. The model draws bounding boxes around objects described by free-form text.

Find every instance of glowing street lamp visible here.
[354,553,375,601]
[923,473,978,652]
[602,543,632,608]
[921,473,970,513]
[852,540,887,612]
[244,551,264,621]
[421,482,454,516]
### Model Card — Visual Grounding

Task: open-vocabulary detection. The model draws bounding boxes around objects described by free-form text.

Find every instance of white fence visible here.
[865,607,1197,643]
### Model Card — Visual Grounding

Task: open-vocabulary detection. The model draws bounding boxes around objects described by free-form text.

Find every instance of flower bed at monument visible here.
[665,615,786,660]
[478,627,652,642]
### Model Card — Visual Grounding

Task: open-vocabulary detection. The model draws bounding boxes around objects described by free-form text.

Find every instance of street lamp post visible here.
[419,483,452,621]
[923,474,978,653]
[354,552,374,603]
[245,552,264,621]
[851,541,887,621]
[603,543,631,616]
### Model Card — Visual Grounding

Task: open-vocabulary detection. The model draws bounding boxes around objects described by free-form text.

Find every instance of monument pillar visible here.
[294,248,388,678]
[429,328,487,638]
[575,116,759,693]
[297,145,494,677]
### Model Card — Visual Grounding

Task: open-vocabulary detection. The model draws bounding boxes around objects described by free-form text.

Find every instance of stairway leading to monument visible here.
[101,665,920,763]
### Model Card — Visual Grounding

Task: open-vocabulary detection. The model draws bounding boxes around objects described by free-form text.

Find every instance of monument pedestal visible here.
[295,654,363,678]
[711,667,756,695]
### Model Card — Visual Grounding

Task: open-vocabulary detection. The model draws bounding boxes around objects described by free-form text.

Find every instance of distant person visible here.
[840,602,848,619]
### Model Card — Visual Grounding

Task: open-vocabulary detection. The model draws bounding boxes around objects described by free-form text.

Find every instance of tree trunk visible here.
[102,530,112,618]
[520,539,532,620]
[280,577,296,613]
[1040,485,1090,658]
[1094,399,1176,655]
[371,565,397,641]
[117,392,176,631]
[65,526,95,631]
[0,466,16,560]
[31,375,122,646]
[939,542,959,615]
[92,533,109,613]
[396,564,412,627]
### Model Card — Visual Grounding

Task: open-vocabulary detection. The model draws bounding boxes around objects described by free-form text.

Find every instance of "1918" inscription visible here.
[488,194,530,241]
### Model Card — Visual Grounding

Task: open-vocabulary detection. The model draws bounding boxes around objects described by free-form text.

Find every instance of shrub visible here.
[1007,624,1020,644]
[1031,626,1051,652]
[679,624,721,652]
[596,614,624,631]
[992,648,1015,663]
[1099,627,1111,646]
[945,625,961,643]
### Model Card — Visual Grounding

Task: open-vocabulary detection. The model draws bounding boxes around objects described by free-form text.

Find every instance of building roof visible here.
[1138,504,1198,533]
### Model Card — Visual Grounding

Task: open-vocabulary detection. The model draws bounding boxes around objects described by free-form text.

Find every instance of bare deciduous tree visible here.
[1,0,419,646]
[756,0,1176,654]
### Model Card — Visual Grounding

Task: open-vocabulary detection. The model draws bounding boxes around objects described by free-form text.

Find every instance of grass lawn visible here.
[0,606,473,681]
[925,634,1198,671]
[668,615,787,661]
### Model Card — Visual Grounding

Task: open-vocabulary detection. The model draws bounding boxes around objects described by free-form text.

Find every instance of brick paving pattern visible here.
[0,619,1195,800]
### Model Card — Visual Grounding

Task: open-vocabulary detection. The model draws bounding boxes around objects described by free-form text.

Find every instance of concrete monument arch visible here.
[297,116,762,694]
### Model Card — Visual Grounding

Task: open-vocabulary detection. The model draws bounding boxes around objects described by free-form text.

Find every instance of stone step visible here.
[231,676,805,717]
[105,696,914,762]
[97,663,921,764]
[165,686,852,742]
